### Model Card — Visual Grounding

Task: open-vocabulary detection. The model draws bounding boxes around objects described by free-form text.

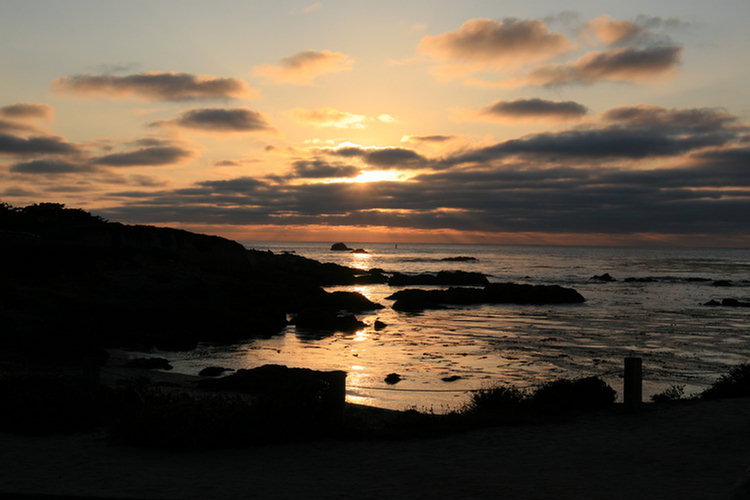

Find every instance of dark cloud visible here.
[162,107,273,133]
[602,105,736,132]
[405,135,456,143]
[52,72,254,101]
[92,145,193,167]
[446,126,732,166]
[215,160,240,167]
[97,151,750,237]
[328,146,427,168]
[0,132,79,156]
[292,160,360,178]
[518,45,682,86]
[0,103,53,120]
[419,18,574,70]
[481,98,588,120]
[10,159,93,174]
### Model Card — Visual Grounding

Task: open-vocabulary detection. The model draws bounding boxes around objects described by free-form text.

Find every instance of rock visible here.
[722,298,750,307]
[442,375,462,382]
[331,242,351,251]
[388,283,585,312]
[374,320,387,331]
[384,373,402,384]
[293,308,366,332]
[315,290,383,313]
[704,299,722,306]
[624,277,656,283]
[198,366,234,377]
[388,271,488,286]
[350,248,368,254]
[353,269,388,284]
[125,357,173,370]
[713,280,733,287]
[591,273,616,282]
[440,256,477,262]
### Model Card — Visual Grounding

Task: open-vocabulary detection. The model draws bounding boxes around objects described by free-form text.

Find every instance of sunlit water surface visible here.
[158,243,750,412]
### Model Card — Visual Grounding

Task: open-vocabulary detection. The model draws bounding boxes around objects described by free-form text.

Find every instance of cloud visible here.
[418,18,574,77]
[0,132,80,156]
[328,146,428,168]
[402,135,456,143]
[52,72,256,101]
[92,145,193,167]
[582,15,647,46]
[159,107,274,133]
[9,159,93,174]
[502,45,682,87]
[602,105,737,132]
[0,103,54,121]
[254,50,353,85]
[291,108,368,129]
[291,159,360,178]
[446,106,740,165]
[479,98,588,122]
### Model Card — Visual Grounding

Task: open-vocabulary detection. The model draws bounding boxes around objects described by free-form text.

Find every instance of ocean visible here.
[162,242,750,412]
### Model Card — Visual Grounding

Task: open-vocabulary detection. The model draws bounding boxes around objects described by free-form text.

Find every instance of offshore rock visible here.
[388,283,585,312]
[330,242,351,251]
[388,271,489,286]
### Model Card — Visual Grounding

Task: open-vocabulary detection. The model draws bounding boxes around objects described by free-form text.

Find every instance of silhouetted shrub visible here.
[465,385,526,414]
[529,377,616,414]
[651,384,686,403]
[463,376,615,420]
[702,364,750,399]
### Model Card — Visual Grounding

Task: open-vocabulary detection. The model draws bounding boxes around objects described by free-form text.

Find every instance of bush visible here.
[463,376,616,419]
[651,384,685,403]
[529,376,616,414]
[702,364,750,400]
[465,385,526,414]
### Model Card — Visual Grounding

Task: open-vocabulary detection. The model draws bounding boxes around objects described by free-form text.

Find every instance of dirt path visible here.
[2,398,750,500]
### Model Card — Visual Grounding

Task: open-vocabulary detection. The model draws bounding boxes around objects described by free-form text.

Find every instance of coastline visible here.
[1,396,749,499]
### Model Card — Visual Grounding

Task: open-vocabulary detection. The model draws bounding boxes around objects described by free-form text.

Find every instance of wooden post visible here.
[624,357,642,410]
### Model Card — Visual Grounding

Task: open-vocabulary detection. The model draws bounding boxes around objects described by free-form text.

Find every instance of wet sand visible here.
[1,397,749,500]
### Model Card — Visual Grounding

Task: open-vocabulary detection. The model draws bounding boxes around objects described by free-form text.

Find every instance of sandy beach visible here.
[1,396,749,500]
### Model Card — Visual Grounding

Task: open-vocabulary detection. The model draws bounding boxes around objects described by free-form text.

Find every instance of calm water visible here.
[161,243,750,411]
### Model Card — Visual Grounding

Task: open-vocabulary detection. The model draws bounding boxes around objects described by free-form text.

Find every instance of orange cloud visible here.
[418,18,574,78]
[583,14,646,46]
[52,72,256,101]
[290,108,395,129]
[254,50,353,85]
[291,108,368,129]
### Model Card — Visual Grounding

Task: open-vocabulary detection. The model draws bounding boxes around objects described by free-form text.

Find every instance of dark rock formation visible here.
[292,309,366,332]
[591,273,616,282]
[125,357,173,370]
[330,242,351,251]
[350,248,368,254]
[198,366,234,377]
[713,280,733,287]
[0,203,378,356]
[440,256,478,262]
[388,270,488,286]
[706,298,750,307]
[441,375,462,382]
[388,283,585,312]
[374,320,387,331]
[384,373,401,384]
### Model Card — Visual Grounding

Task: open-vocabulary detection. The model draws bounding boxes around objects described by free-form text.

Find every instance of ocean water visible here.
[163,243,750,411]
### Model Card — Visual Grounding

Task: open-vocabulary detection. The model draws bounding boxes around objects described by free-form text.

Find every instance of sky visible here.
[1,0,749,246]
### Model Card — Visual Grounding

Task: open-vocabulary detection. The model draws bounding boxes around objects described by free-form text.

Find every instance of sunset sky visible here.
[2,0,749,246]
